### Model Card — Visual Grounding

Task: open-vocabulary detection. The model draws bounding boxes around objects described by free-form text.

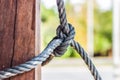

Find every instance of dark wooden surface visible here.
[0,0,37,80]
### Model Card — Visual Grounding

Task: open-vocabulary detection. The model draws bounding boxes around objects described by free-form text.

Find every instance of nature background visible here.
[41,0,112,57]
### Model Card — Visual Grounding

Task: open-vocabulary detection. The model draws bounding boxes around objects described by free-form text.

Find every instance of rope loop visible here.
[53,23,75,57]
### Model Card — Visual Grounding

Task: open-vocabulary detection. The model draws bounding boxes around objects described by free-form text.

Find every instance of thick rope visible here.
[0,39,62,79]
[0,24,75,80]
[0,0,102,80]
[55,0,102,80]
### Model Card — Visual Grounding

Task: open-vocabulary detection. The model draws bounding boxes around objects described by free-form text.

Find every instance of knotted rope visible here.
[0,0,102,80]
[55,0,102,80]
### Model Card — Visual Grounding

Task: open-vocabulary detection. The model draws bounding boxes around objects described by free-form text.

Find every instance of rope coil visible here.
[0,0,102,80]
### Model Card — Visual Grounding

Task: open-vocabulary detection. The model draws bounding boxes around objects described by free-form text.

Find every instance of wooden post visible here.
[0,0,40,80]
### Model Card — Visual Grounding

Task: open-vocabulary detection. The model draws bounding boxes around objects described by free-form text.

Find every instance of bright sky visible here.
[42,0,112,11]
[96,0,112,11]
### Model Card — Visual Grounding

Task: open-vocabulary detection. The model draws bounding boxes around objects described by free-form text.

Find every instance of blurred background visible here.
[41,0,120,80]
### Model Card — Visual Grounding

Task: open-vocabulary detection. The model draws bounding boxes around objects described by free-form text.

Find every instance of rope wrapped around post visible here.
[0,0,102,80]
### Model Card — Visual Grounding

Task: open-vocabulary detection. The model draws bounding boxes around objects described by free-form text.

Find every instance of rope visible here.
[56,0,102,80]
[0,39,62,79]
[0,0,102,80]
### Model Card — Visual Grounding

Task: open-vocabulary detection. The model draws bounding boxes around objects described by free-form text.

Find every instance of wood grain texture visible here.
[0,0,39,80]
[0,0,16,80]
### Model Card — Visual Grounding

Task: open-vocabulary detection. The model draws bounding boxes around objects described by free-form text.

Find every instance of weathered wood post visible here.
[0,0,40,80]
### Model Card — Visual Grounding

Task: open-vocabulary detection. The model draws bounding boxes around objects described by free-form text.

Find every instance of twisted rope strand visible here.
[56,0,102,80]
[71,40,102,80]
[0,39,62,80]
[57,0,69,34]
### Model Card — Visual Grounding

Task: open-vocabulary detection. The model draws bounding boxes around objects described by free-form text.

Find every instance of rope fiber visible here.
[0,0,102,80]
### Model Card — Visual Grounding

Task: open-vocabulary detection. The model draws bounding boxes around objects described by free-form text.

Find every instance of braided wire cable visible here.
[56,0,102,80]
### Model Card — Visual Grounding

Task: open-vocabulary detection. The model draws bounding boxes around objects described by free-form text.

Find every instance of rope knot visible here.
[53,23,75,57]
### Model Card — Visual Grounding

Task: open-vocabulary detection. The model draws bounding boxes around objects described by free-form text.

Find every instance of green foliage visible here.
[94,34,111,56]
[94,7,112,56]
[61,46,80,58]
[41,4,57,23]
[41,4,59,48]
